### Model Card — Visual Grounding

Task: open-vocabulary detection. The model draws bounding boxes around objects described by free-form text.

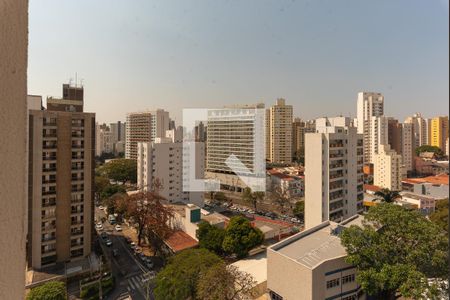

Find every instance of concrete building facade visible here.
[405,113,429,148]
[267,217,365,300]
[95,123,113,156]
[430,116,449,151]
[266,98,293,164]
[137,139,205,207]
[374,144,403,191]
[125,110,170,160]
[305,117,364,229]
[356,92,384,164]
[28,84,95,269]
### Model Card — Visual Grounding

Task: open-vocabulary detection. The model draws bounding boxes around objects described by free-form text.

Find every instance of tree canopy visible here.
[293,201,304,220]
[26,281,67,300]
[374,188,401,203]
[415,145,445,158]
[242,188,265,211]
[197,221,226,255]
[153,249,222,300]
[340,203,448,299]
[222,216,264,258]
[98,159,137,183]
[430,199,449,233]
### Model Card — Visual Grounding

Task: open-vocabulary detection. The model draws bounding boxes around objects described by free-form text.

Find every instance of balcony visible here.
[42,236,56,243]
[43,120,57,126]
[43,143,57,149]
[43,132,57,138]
[71,176,84,182]
[71,144,84,149]
[329,183,343,192]
[42,224,56,232]
[71,220,84,226]
[329,143,344,148]
[42,178,56,184]
[42,190,56,196]
[42,200,56,207]
[71,132,84,138]
[41,249,56,256]
[71,209,83,215]
[43,167,57,173]
[42,156,57,161]
[71,197,84,204]
[72,165,84,171]
[71,120,84,127]
[71,241,84,248]
[42,213,56,220]
[329,163,344,170]
[72,155,84,160]
[71,230,84,236]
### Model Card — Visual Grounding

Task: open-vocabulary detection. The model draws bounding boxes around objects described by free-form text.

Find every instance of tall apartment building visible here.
[430,116,449,150]
[292,118,316,162]
[356,92,385,163]
[405,113,428,148]
[125,110,170,160]
[206,104,265,193]
[388,119,415,174]
[305,117,364,229]
[374,144,403,190]
[110,121,126,143]
[137,138,205,207]
[266,98,293,164]
[95,123,113,156]
[28,83,94,269]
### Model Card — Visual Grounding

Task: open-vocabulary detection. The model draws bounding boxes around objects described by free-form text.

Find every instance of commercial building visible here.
[374,144,403,191]
[125,109,170,160]
[206,104,265,193]
[266,98,293,164]
[27,83,95,269]
[305,117,364,229]
[356,92,384,164]
[430,116,449,150]
[405,113,429,148]
[267,216,365,300]
[136,137,205,207]
[402,174,449,199]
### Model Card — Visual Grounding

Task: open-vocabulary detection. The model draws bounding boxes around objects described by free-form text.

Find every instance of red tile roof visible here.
[164,230,198,253]
[364,184,382,192]
[402,174,449,186]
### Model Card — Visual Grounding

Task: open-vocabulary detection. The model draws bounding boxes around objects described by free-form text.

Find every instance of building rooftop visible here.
[364,184,382,193]
[401,192,439,201]
[164,230,198,253]
[402,174,449,186]
[270,215,363,269]
[230,252,267,285]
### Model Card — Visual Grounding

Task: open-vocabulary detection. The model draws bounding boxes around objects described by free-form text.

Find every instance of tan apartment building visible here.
[267,216,365,300]
[374,144,403,191]
[305,117,364,229]
[292,118,316,162]
[405,113,429,148]
[27,84,95,269]
[266,98,293,164]
[430,116,449,150]
[125,109,170,160]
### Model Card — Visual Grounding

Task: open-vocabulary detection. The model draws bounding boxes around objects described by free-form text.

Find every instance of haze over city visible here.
[28,0,449,123]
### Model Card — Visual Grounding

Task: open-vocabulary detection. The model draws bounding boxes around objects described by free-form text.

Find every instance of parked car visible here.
[115,225,122,231]
[105,239,112,247]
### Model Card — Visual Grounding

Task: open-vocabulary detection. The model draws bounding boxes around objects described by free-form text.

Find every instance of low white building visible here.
[268,170,304,197]
[400,192,438,216]
[137,138,205,207]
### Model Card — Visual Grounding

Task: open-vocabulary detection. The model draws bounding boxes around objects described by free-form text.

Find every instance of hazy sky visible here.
[29,0,449,124]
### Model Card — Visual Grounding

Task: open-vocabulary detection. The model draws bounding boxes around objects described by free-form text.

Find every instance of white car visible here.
[115,225,122,231]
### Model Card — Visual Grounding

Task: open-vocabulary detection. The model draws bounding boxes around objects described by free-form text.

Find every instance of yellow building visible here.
[430,116,449,150]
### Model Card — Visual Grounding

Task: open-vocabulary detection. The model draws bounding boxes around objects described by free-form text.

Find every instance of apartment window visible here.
[326,278,340,289]
[342,295,357,300]
[342,274,355,285]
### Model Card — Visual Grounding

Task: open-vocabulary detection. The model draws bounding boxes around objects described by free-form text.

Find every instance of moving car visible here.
[105,239,112,246]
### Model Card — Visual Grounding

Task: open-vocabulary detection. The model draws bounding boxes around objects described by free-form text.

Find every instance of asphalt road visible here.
[95,207,156,300]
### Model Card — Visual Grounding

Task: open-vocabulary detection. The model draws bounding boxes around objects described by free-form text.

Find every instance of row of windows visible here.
[326,273,356,289]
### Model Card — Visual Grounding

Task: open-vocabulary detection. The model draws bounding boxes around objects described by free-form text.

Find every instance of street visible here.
[95,207,156,300]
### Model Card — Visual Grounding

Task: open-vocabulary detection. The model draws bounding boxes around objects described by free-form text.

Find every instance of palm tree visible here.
[374,188,401,203]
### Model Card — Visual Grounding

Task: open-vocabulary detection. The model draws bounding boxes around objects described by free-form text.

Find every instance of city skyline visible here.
[29,0,448,123]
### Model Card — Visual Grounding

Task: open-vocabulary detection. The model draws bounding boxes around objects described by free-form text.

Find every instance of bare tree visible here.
[270,186,290,214]
[197,263,257,300]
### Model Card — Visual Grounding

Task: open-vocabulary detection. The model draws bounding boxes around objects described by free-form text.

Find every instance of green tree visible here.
[214,191,227,202]
[222,216,264,258]
[99,159,137,183]
[94,176,109,201]
[415,145,445,158]
[197,221,226,255]
[374,188,401,203]
[100,184,126,201]
[27,281,67,300]
[340,203,448,299]
[153,249,222,300]
[242,188,265,211]
[430,199,449,232]
[196,262,257,300]
[293,201,304,220]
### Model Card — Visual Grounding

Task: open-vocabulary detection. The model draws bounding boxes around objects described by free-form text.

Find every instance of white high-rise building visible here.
[374,144,403,191]
[95,123,113,156]
[137,139,205,207]
[126,110,170,160]
[405,113,428,148]
[368,116,389,164]
[305,117,364,229]
[356,92,385,163]
[266,98,293,164]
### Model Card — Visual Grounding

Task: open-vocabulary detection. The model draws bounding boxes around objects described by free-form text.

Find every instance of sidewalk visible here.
[121,221,154,256]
